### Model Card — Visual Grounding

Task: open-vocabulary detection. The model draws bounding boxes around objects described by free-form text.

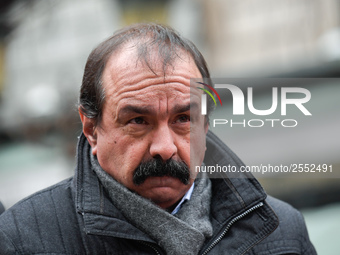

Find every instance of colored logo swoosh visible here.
[196,82,222,106]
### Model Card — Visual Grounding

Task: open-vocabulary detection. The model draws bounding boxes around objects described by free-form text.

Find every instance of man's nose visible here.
[149,124,177,161]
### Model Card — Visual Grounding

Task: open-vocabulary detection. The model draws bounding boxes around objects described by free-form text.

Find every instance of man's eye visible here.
[176,115,190,123]
[129,117,146,125]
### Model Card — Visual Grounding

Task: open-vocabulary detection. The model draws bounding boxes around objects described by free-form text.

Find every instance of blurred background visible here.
[0,0,339,254]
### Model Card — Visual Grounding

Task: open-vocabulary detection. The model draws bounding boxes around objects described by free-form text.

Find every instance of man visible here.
[0,23,316,254]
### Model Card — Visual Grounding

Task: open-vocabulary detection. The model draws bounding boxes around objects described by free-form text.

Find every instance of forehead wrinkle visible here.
[104,65,193,95]
[103,54,200,92]
[102,52,202,99]
[106,81,192,106]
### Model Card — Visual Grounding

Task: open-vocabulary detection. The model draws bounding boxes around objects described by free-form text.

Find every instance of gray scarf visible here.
[91,153,212,255]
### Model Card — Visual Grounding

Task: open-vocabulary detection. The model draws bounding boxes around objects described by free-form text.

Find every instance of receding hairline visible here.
[102,39,199,80]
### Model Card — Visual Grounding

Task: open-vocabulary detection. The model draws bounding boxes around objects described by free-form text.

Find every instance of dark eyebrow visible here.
[118,102,198,120]
[172,102,199,114]
[118,105,154,118]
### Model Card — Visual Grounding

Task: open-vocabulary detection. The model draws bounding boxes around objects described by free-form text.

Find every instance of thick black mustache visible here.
[133,156,190,185]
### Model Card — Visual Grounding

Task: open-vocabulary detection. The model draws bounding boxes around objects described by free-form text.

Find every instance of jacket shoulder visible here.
[252,195,316,255]
[0,178,85,254]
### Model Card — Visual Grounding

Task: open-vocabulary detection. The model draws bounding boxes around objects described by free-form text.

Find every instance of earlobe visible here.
[79,109,98,155]
[205,122,209,134]
[205,122,209,151]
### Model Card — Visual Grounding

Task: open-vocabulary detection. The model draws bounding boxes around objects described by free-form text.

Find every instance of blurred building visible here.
[203,0,340,76]
[0,0,121,142]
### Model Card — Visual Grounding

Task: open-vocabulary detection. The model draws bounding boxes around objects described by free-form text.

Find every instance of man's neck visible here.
[168,183,195,214]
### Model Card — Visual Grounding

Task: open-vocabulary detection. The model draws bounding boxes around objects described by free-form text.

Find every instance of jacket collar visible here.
[204,131,267,224]
[74,131,270,241]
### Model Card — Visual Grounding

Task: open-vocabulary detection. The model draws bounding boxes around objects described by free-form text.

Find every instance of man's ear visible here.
[79,109,98,155]
[205,120,209,134]
[204,119,209,152]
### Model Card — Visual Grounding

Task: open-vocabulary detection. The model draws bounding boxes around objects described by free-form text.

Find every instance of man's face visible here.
[81,44,208,209]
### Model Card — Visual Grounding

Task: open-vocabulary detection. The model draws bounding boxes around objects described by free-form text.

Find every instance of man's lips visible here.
[141,176,182,187]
